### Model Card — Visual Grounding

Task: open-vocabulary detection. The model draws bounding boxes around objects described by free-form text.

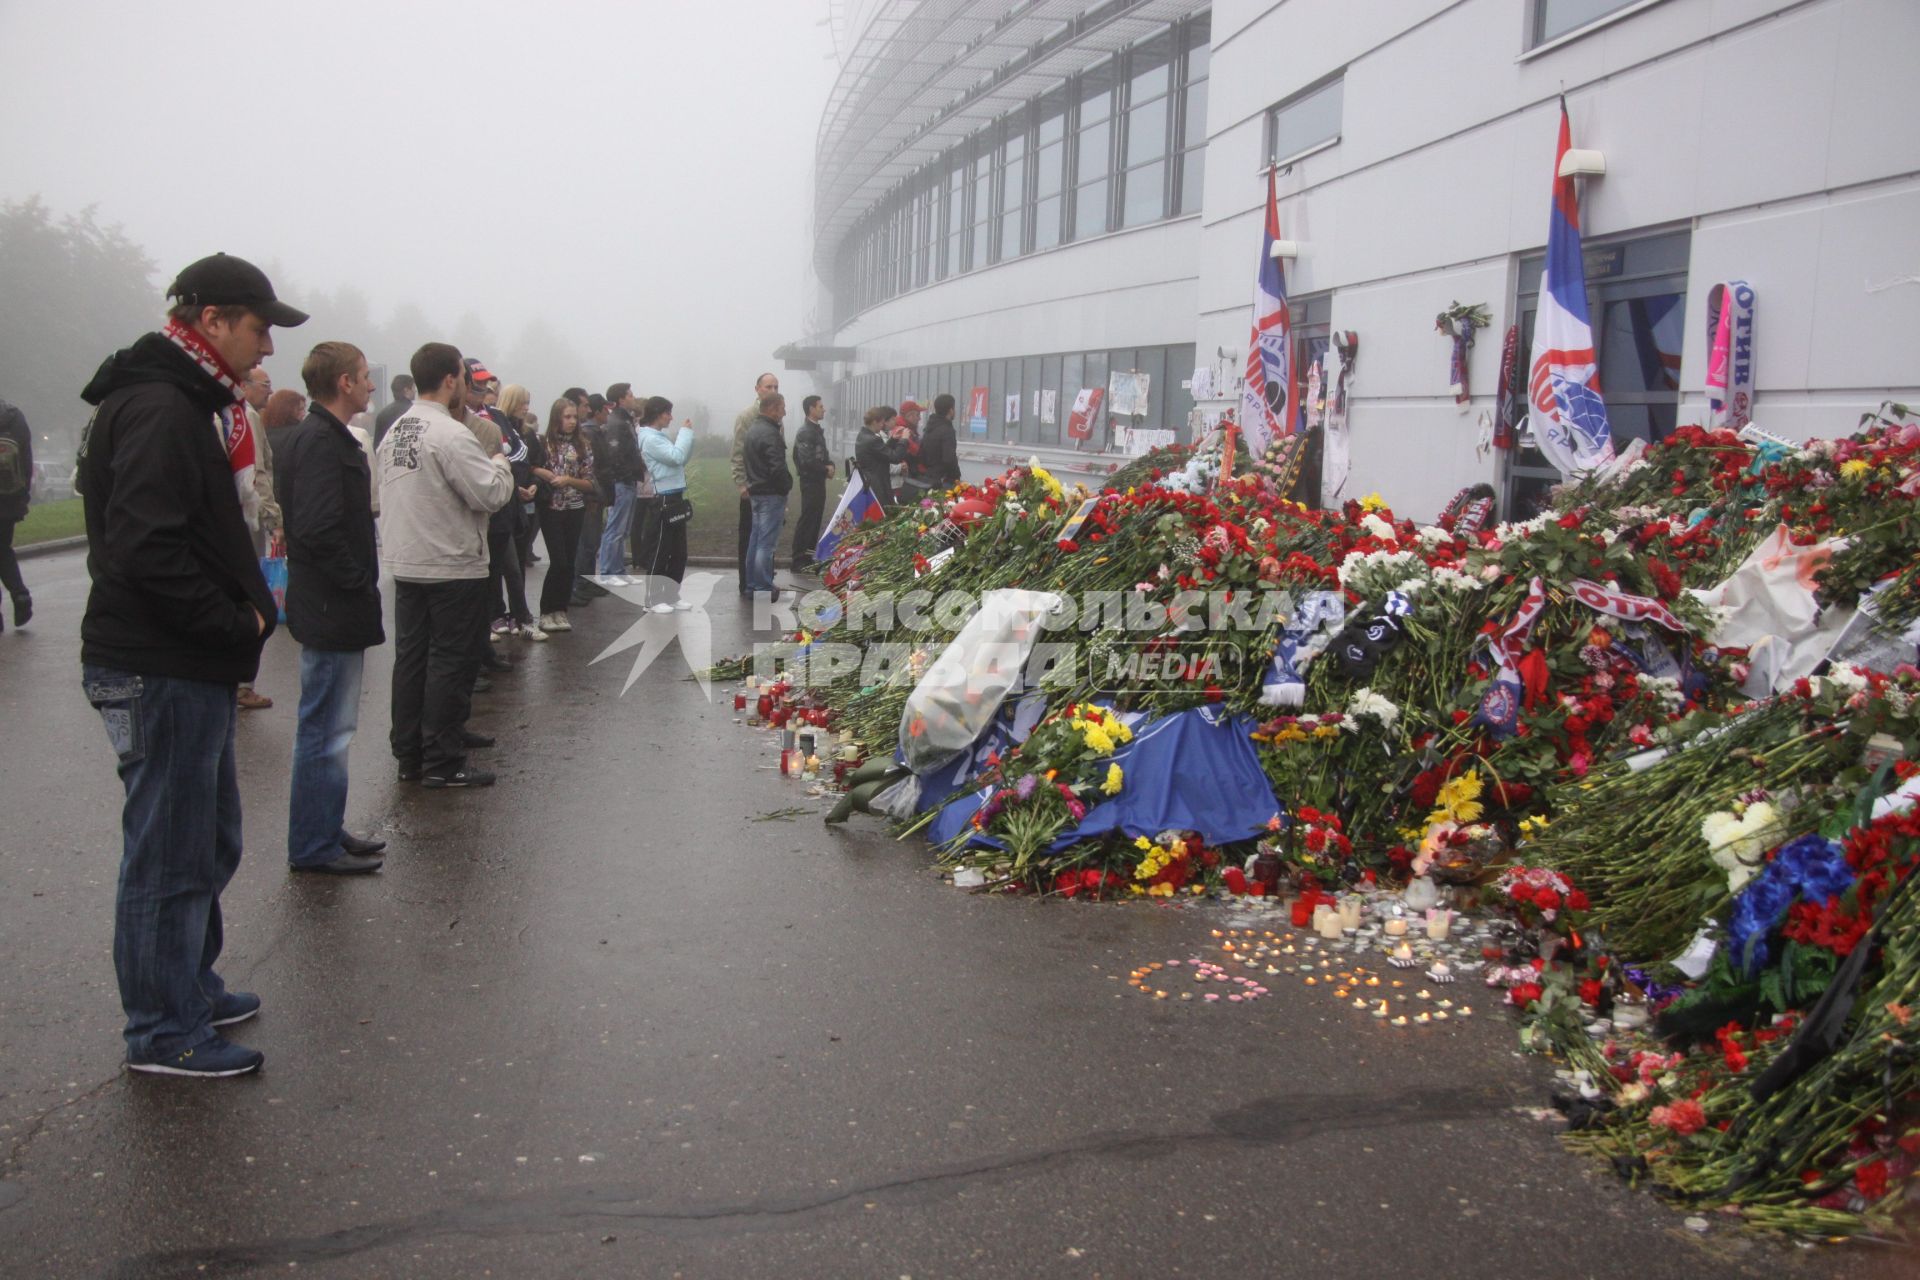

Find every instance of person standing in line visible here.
[895,397,931,506]
[77,251,303,1077]
[495,384,541,578]
[635,396,694,612]
[571,392,611,607]
[377,343,514,790]
[921,393,962,491]
[235,367,287,711]
[741,392,792,600]
[597,383,645,580]
[374,373,415,446]
[790,394,833,574]
[457,362,518,687]
[854,404,910,511]
[0,396,35,633]
[466,369,540,644]
[731,372,779,596]
[533,397,595,632]
[277,341,387,875]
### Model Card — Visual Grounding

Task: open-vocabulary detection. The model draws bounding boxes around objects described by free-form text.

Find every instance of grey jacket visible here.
[374,399,514,581]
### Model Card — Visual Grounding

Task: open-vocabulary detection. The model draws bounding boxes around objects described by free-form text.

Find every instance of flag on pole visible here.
[1240,167,1292,459]
[1527,100,1613,479]
[815,469,884,565]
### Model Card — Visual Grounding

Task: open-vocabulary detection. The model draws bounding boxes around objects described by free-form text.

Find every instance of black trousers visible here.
[486,525,531,625]
[642,494,690,599]
[736,494,751,594]
[791,480,826,572]
[0,518,25,601]
[390,578,487,773]
[630,495,662,588]
[574,502,604,591]
[538,506,585,614]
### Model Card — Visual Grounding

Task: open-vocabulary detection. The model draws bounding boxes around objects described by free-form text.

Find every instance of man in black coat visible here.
[920,393,963,491]
[790,394,833,573]
[741,393,793,598]
[77,252,302,1078]
[0,396,33,632]
[277,341,387,876]
[853,405,910,511]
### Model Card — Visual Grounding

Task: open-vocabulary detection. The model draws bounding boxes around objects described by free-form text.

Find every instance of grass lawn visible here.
[680,451,845,562]
[14,497,84,546]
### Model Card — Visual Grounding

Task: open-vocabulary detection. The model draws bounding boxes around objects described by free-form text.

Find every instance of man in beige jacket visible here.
[375,343,514,789]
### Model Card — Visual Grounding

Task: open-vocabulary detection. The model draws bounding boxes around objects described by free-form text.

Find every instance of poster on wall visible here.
[1107,370,1151,418]
[1004,393,1021,424]
[1188,366,1215,402]
[967,386,990,436]
[1039,389,1057,424]
[1118,427,1176,457]
[1065,386,1103,442]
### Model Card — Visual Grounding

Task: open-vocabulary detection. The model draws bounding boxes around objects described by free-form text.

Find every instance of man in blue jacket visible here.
[277,341,387,876]
[77,253,304,1078]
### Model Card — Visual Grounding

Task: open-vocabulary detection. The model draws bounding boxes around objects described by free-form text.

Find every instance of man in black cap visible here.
[77,252,306,1078]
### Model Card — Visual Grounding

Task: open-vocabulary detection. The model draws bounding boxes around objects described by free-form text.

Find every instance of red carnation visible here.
[1510,981,1545,1010]
[1578,979,1604,1006]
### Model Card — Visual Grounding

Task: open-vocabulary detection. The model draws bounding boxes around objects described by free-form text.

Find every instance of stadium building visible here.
[784,0,1920,519]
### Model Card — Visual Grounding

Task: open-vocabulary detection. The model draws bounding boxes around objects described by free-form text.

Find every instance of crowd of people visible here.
[60,252,975,1080]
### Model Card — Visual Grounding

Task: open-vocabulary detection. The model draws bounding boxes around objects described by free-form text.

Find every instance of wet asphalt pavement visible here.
[0,546,1904,1279]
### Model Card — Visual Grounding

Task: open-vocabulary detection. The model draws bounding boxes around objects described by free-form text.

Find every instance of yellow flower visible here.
[1129,883,1147,895]
[1084,727,1116,754]
[1433,770,1485,824]
[1150,882,1174,897]
[1102,763,1124,795]
[1134,836,1154,851]
[1359,492,1389,512]
[1188,884,1204,895]
[1276,725,1308,743]
[1840,458,1872,479]
[1312,724,1341,739]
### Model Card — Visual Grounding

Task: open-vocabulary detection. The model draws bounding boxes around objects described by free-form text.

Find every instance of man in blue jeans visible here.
[276,340,387,875]
[741,392,793,598]
[77,253,305,1078]
[596,382,644,579]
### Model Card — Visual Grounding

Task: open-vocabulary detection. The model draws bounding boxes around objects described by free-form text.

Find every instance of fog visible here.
[0,0,840,429]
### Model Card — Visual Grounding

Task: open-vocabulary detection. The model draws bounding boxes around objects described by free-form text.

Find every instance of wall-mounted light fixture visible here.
[1269,240,1300,260]
[1557,148,1606,178]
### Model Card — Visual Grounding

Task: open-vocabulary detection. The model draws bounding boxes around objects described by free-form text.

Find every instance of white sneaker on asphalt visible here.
[523,623,549,640]
[672,601,694,611]
[649,603,674,614]
[547,613,572,632]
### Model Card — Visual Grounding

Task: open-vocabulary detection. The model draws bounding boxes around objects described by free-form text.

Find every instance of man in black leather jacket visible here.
[790,394,834,573]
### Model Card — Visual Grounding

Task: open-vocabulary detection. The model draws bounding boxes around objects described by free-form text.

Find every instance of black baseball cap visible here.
[165,253,308,327]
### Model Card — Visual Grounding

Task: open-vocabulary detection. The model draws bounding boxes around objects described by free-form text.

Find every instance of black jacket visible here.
[374,396,411,446]
[0,398,31,523]
[600,407,646,486]
[742,416,792,496]
[854,426,907,509]
[275,405,383,651]
[77,333,276,683]
[919,414,961,490]
[792,420,832,484]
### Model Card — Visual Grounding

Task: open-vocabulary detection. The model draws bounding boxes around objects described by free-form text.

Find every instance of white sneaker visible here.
[548,613,572,632]
[648,603,674,614]
[672,600,694,611]
[523,623,549,640]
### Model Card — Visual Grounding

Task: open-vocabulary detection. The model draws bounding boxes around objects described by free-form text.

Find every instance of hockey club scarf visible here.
[1705,281,1756,429]
[163,316,259,528]
[1493,324,1520,449]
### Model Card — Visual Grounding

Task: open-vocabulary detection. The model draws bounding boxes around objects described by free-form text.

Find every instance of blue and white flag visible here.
[1240,167,1292,459]
[1528,102,1613,479]
[814,469,884,565]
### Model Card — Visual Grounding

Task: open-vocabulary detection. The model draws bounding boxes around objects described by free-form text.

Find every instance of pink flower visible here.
[1568,753,1590,778]
[1649,1100,1706,1136]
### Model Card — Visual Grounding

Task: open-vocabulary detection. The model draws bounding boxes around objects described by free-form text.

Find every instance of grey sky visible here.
[0,0,839,419]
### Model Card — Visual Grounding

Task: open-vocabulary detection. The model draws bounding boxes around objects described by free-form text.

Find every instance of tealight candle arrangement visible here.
[1382,916,1410,938]
[1337,895,1364,930]
[1425,908,1453,941]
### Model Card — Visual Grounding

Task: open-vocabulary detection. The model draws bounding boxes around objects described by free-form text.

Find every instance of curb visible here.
[18,535,86,560]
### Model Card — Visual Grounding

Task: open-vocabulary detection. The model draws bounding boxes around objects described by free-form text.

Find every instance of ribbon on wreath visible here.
[1259,591,1347,707]
[1704,281,1756,430]
[1492,324,1520,449]
[1568,578,1687,633]
[1470,576,1548,738]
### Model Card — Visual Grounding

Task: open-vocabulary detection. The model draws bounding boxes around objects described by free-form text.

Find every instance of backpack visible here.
[0,433,25,498]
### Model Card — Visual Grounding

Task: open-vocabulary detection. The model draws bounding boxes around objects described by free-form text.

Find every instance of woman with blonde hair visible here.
[495,383,540,571]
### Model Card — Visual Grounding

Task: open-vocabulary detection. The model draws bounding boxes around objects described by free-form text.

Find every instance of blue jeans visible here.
[746,493,788,593]
[597,482,636,575]
[288,647,366,867]
[82,666,242,1061]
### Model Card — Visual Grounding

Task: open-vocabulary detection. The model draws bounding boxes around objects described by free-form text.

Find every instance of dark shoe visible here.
[128,1036,263,1078]
[472,676,494,694]
[290,852,385,875]
[209,990,261,1028]
[11,593,29,628]
[397,763,423,783]
[423,766,495,789]
[482,653,513,673]
[569,591,594,607]
[578,578,610,598]
[462,731,496,749]
[340,832,388,856]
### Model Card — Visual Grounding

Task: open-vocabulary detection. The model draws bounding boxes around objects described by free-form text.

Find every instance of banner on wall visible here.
[1065,386,1103,441]
[1039,389,1057,424]
[1705,280,1756,429]
[1004,393,1021,424]
[967,386,990,436]
[1107,370,1151,418]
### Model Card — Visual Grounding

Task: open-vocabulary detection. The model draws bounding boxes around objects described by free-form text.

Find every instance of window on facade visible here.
[997,123,1027,262]
[1032,93,1067,252]
[1039,355,1063,446]
[970,148,993,271]
[1072,61,1115,241]
[1175,20,1209,215]
[1507,228,1690,516]
[1531,0,1649,47]
[1120,33,1172,228]
[1266,73,1343,165]
[941,162,966,280]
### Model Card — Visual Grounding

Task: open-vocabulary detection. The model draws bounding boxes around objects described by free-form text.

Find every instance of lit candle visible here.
[1383,918,1409,938]
[1425,909,1453,941]
[1372,1000,1390,1019]
[733,692,748,712]
[803,753,820,781]
[1316,909,1343,941]
[1338,896,1363,930]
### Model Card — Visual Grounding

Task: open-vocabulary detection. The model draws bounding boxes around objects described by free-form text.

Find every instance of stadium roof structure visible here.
[813,0,1205,274]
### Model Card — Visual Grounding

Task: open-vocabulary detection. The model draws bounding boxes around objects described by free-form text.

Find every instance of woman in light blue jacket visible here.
[635,396,695,611]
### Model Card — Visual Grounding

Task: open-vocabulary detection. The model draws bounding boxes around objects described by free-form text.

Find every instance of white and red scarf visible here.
[163,316,260,530]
